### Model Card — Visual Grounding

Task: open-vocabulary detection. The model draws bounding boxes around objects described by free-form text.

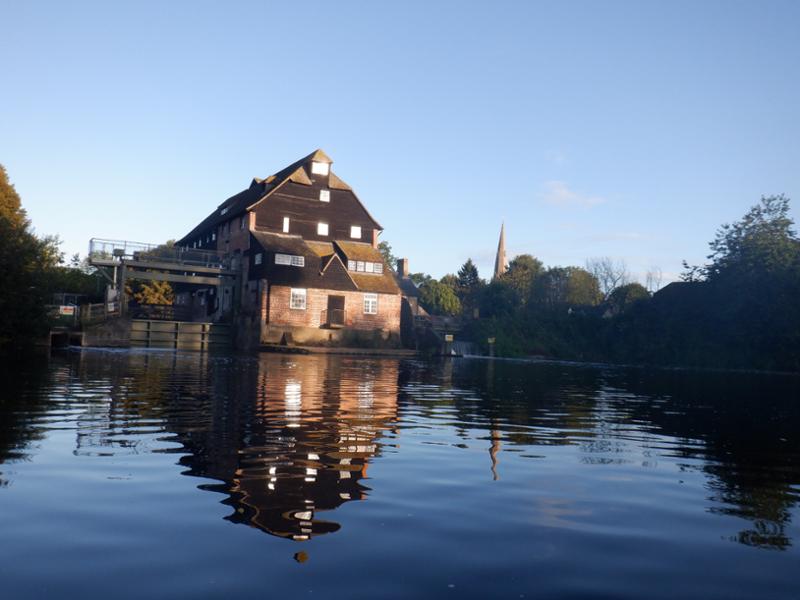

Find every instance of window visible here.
[347,260,383,274]
[254,253,262,265]
[311,161,329,176]
[220,206,229,216]
[350,225,361,239]
[363,293,378,315]
[290,288,307,310]
[317,222,329,236]
[282,217,290,233]
[212,232,216,241]
[320,190,330,203]
[240,216,246,230]
[275,253,305,267]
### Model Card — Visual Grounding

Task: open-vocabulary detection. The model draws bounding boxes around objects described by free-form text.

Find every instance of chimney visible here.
[397,258,410,278]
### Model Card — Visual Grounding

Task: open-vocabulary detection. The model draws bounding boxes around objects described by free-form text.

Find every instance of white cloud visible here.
[541,180,606,208]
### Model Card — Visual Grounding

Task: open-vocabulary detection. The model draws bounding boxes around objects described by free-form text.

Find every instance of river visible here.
[1,348,798,599]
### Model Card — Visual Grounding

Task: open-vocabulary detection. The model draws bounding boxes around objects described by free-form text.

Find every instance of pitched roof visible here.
[306,241,336,257]
[177,148,362,245]
[250,230,308,256]
[350,272,401,295]
[334,241,383,262]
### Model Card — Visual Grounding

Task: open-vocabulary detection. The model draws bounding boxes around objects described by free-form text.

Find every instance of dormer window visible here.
[311,162,329,176]
[319,190,330,203]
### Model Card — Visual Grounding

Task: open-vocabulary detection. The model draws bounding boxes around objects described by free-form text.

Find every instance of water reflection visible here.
[0,350,798,553]
[174,354,400,540]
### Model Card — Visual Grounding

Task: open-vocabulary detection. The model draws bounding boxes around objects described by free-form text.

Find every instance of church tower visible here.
[493,222,507,280]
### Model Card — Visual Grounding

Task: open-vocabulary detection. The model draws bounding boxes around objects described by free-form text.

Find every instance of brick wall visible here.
[268,285,400,333]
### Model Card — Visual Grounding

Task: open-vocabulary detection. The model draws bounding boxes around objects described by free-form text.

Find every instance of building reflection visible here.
[174,354,400,541]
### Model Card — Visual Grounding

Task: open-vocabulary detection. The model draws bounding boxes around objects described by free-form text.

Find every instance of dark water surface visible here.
[1,349,799,599]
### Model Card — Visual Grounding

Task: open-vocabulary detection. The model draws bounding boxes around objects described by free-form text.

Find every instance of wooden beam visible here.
[124,270,230,286]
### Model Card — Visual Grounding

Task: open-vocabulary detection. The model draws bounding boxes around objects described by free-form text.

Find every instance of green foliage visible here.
[0,165,26,229]
[706,195,798,282]
[500,254,543,304]
[0,165,64,345]
[531,267,602,307]
[456,258,482,290]
[378,241,397,270]
[607,282,650,315]
[419,280,461,316]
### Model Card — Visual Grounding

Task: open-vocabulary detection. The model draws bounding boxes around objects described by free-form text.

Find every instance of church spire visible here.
[494,222,507,280]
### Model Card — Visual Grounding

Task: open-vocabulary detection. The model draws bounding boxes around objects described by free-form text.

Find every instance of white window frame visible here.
[320,190,330,203]
[317,222,329,236]
[350,225,361,239]
[348,260,356,271]
[254,253,262,265]
[374,262,383,274]
[283,217,290,233]
[290,288,307,310]
[275,253,305,267]
[363,293,378,315]
[311,162,329,176]
[240,215,246,230]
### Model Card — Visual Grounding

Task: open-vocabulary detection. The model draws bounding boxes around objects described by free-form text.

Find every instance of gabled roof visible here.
[177,149,374,245]
[334,241,384,262]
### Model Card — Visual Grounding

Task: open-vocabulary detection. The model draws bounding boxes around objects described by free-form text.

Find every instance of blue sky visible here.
[2,1,799,283]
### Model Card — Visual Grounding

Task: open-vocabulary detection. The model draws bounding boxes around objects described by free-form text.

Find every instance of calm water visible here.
[1,350,799,599]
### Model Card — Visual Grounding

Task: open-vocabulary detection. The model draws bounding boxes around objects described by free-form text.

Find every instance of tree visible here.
[378,241,398,271]
[0,164,26,228]
[532,267,602,307]
[704,195,798,281]
[645,266,663,293]
[418,280,461,316]
[0,164,63,345]
[126,280,175,305]
[457,258,481,290]
[586,257,630,299]
[501,254,543,304]
[439,273,458,291]
[607,282,650,314]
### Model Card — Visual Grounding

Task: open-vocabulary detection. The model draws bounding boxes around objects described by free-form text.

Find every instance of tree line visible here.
[383,194,800,372]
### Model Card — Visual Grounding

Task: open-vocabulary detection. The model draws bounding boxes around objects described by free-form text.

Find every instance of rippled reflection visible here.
[0,350,798,555]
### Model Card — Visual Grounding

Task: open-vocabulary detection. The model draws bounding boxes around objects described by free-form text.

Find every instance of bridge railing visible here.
[89,238,224,268]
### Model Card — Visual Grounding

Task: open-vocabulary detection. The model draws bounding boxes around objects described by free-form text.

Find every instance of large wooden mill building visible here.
[176,150,404,348]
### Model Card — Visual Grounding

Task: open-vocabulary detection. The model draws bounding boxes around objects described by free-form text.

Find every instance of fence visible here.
[88,238,224,268]
[80,302,120,324]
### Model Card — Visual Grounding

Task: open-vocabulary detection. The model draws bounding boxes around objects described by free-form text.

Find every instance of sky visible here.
[2,0,799,283]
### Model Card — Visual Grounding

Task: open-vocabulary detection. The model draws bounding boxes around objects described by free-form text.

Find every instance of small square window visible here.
[290,288,307,310]
[320,190,330,203]
[283,217,290,233]
[374,262,383,274]
[348,260,356,271]
[311,162,329,176]
[356,261,365,272]
[254,253,263,265]
[317,222,329,236]
[363,293,378,315]
[350,226,361,239]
